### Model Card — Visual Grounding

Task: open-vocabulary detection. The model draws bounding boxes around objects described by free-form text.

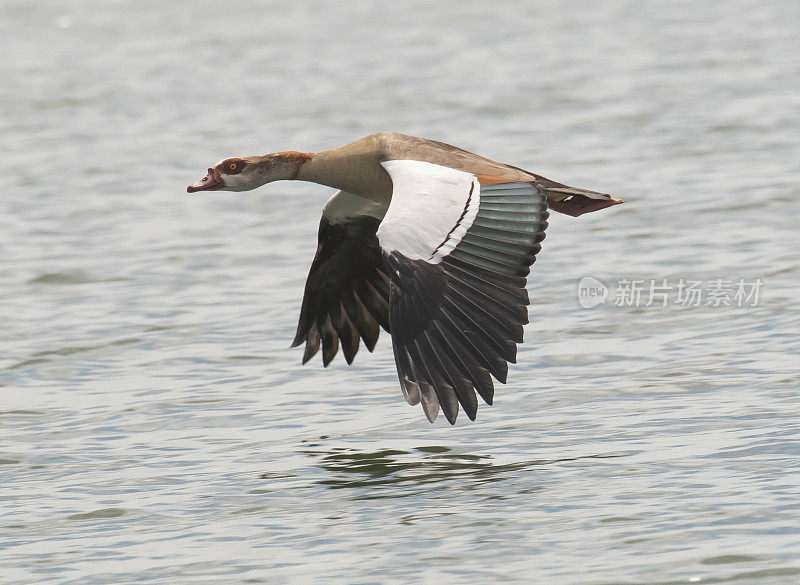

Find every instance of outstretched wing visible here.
[292,191,390,366]
[377,160,548,424]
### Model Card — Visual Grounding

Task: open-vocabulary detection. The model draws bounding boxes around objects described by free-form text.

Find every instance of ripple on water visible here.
[67,508,128,521]
[27,272,131,285]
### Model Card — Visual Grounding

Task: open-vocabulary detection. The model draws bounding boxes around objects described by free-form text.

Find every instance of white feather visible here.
[377,160,481,264]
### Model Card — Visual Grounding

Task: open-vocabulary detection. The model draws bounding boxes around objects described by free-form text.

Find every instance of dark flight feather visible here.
[293,214,390,366]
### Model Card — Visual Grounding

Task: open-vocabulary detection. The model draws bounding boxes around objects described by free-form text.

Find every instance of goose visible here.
[188,132,623,424]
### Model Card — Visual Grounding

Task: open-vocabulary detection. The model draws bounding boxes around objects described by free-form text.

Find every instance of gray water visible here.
[2,1,799,583]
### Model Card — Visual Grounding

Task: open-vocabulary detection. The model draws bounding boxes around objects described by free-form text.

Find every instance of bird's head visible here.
[187,151,312,193]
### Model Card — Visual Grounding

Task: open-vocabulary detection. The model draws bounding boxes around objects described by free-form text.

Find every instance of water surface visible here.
[2,1,799,583]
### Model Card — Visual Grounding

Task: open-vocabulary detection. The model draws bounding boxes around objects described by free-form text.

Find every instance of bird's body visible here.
[188,133,623,423]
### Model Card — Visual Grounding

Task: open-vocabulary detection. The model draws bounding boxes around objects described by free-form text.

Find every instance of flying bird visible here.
[188,133,622,424]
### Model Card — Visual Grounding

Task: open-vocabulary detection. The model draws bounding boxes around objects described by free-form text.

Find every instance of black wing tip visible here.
[494,369,508,384]
[343,346,358,365]
[301,345,318,365]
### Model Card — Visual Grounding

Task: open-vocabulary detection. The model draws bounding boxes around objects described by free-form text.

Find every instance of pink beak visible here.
[187,168,224,193]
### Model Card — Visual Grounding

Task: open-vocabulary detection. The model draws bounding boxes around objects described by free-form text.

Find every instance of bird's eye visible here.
[229,163,237,170]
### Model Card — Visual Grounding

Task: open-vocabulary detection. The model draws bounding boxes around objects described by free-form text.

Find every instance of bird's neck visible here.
[295,141,393,203]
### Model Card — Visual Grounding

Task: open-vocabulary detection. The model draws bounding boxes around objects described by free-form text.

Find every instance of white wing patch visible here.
[377,160,481,264]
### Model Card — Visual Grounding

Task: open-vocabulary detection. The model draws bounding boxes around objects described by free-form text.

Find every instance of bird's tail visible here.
[534,175,624,217]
